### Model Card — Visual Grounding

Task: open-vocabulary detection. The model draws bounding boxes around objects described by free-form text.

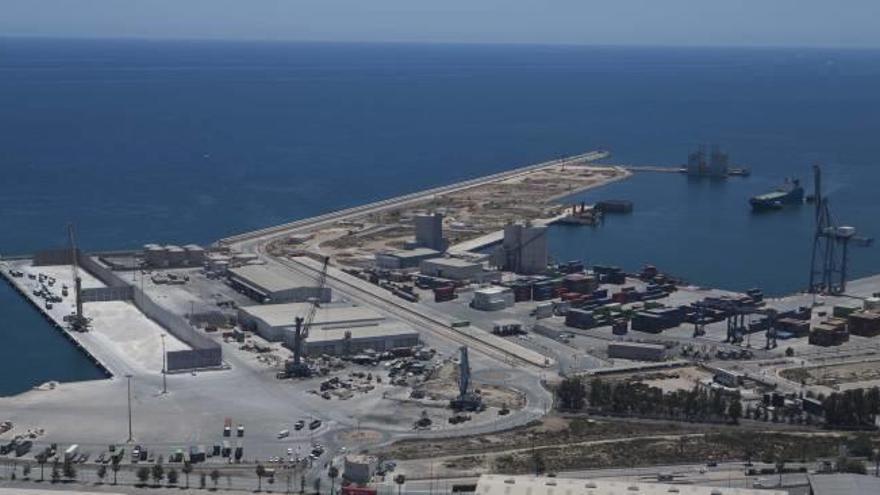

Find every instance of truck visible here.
[15,440,33,457]
[236,425,244,437]
[64,444,79,461]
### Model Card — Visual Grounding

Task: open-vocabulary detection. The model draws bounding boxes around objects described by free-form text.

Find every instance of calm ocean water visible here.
[2,38,879,394]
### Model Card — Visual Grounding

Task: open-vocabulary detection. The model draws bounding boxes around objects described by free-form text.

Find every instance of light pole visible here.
[125,374,133,442]
[161,333,167,394]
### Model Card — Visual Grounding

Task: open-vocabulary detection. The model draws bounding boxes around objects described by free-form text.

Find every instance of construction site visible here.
[2,151,880,495]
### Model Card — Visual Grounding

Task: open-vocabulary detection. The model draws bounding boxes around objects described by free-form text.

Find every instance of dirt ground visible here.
[418,362,526,410]
[378,416,692,460]
[266,164,628,267]
[381,414,862,478]
[780,359,880,388]
[636,367,715,393]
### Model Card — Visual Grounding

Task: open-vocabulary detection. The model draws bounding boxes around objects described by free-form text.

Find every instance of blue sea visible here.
[2,38,880,394]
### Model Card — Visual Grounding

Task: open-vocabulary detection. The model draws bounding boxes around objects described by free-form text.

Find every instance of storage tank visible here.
[144,244,167,267]
[184,244,206,265]
[165,245,186,266]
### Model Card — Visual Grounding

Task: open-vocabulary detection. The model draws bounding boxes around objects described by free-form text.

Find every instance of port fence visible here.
[34,248,222,371]
[81,286,134,302]
[130,286,222,371]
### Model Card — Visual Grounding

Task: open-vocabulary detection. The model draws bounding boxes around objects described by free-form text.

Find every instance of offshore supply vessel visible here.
[749,178,804,211]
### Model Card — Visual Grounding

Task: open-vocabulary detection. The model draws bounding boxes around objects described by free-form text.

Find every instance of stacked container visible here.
[565,308,595,329]
[433,286,456,303]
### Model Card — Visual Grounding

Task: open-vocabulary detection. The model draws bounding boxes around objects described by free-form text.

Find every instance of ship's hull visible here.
[749,186,804,211]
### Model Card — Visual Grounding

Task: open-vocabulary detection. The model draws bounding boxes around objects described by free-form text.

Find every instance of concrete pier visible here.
[221,150,611,247]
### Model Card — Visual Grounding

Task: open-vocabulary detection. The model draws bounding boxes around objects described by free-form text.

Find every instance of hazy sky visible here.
[2,0,879,48]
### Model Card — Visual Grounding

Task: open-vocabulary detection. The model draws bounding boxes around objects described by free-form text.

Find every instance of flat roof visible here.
[240,303,384,329]
[476,475,786,495]
[475,286,510,295]
[386,248,441,259]
[306,324,418,344]
[808,474,880,495]
[229,264,313,293]
[608,342,666,350]
[422,257,481,268]
[493,319,523,326]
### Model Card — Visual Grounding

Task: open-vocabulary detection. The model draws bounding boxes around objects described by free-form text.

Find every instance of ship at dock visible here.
[749,178,804,211]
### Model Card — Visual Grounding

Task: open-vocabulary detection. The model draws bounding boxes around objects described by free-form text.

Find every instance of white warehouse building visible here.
[228,264,332,304]
[471,286,515,311]
[237,303,419,356]
[420,257,483,280]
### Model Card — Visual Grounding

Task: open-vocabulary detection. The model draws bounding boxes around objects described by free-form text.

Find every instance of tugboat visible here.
[749,178,804,211]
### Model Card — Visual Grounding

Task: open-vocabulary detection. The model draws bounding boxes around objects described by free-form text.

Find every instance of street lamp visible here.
[125,374,133,442]
[161,333,167,394]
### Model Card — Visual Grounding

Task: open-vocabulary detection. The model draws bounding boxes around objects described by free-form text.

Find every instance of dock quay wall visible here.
[32,249,222,371]
[0,265,113,379]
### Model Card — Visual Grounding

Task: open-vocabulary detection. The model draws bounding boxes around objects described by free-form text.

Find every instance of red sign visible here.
[341,486,377,495]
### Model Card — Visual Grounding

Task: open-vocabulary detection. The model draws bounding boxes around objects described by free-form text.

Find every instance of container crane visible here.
[286,256,329,377]
[67,223,89,332]
[808,165,873,295]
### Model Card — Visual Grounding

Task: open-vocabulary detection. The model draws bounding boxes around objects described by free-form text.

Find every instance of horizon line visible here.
[4,33,880,52]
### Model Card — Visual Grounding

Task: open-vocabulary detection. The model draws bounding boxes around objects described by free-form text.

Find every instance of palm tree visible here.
[167,468,179,486]
[62,458,77,481]
[182,460,193,488]
[111,455,121,485]
[37,454,47,481]
[256,464,267,492]
[136,466,150,486]
[96,464,107,484]
[775,457,786,487]
[151,462,165,487]
[50,460,60,484]
[210,469,221,490]
[394,474,406,495]
[328,465,339,495]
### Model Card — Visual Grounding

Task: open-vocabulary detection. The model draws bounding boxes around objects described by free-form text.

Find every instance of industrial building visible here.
[494,223,548,275]
[375,248,441,270]
[303,324,419,357]
[143,243,206,268]
[238,301,419,357]
[344,455,379,484]
[848,311,880,337]
[413,212,447,251]
[420,257,487,281]
[238,303,385,342]
[227,264,332,304]
[474,475,785,495]
[606,342,667,361]
[471,286,515,311]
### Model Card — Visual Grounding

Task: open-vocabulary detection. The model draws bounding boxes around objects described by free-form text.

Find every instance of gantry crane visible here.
[808,165,873,295]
